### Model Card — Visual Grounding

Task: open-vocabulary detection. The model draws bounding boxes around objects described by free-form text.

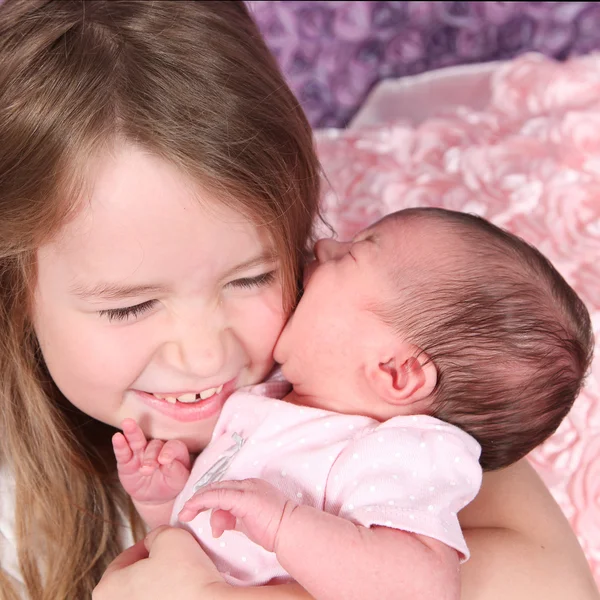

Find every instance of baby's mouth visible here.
[151,385,224,405]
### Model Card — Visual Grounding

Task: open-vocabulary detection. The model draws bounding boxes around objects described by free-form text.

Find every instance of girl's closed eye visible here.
[227,270,276,290]
[98,300,157,322]
[97,272,276,322]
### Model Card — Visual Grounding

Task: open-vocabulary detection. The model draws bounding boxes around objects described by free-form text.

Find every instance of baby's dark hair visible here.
[380,208,594,470]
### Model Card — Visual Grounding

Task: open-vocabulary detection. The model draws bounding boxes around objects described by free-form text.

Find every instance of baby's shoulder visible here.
[363,414,482,458]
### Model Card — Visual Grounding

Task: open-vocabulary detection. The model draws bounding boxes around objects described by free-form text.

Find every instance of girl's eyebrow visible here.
[69,282,167,301]
[222,252,277,279]
[70,253,277,300]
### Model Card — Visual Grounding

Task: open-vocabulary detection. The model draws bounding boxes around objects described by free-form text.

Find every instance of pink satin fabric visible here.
[316,52,600,584]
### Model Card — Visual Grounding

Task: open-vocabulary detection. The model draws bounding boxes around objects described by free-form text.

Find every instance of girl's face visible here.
[33,145,286,452]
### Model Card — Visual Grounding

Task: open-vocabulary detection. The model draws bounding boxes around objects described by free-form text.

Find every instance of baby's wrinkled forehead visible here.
[368,211,466,277]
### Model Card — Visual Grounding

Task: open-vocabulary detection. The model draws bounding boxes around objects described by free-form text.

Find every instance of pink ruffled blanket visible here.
[316,53,600,583]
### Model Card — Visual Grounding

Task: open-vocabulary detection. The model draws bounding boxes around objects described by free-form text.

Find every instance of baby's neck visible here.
[282,388,336,413]
[281,388,387,421]
[281,387,432,422]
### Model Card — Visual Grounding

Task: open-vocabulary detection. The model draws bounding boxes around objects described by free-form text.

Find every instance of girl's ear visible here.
[366,352,437,408]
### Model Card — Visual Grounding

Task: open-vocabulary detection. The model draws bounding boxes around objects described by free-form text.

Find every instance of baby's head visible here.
[276,208,593,470]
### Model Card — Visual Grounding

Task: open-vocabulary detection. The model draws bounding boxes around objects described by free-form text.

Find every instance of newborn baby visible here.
[115,207,593,599]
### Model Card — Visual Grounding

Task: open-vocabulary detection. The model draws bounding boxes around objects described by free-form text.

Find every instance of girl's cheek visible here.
[260,286,288,336]
[234,293,286,360]
[76,319,154,380]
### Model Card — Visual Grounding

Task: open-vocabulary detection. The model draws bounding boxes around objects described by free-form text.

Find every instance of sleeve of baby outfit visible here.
[323,416,482,561]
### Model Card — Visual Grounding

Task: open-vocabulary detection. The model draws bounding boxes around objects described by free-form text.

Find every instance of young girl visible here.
[0,2,596,600]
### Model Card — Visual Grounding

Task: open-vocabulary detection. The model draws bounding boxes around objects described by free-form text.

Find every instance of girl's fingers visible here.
[121,419,148,453]
[158,439,191,469]
[99,539,149,579]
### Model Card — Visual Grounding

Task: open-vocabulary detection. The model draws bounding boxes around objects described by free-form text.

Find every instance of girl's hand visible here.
[93,526,229,600]
[113,418,191,504]
[179,478,295,552]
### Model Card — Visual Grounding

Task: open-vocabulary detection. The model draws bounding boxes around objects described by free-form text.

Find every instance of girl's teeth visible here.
[199,387,217,400]
[152,384,224,404]
[176,392,197,403]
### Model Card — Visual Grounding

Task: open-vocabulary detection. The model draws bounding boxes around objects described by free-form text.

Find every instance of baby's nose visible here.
[314,238,351,263]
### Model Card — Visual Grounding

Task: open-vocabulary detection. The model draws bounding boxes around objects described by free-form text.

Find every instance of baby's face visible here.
[274,216,404,415]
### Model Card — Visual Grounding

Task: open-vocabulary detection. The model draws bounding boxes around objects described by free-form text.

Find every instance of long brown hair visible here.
[0,1,321,597]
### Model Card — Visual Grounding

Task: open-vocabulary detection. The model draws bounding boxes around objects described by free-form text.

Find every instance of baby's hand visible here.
[113,419,191,505]
[178,478,295,552]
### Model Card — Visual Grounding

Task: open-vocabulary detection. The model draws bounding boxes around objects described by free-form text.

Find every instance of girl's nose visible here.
[314,238,351,263]
[160,312,228,379]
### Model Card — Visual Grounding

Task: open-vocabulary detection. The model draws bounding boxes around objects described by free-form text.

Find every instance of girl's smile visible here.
[132,376,236,423]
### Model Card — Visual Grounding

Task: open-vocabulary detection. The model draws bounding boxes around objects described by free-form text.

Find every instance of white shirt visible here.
[0,464,26,597]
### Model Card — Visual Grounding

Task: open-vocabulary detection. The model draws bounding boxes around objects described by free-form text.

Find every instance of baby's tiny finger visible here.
[180,491,210,513]
[198,480,249,494]
[158,439,190,468]
[121,419,148,452]
[210,509,236,538]
[140,438,163,472]
[112,433,133,463]
[163,459,190,488]
[178,504,207,522]
[183,487,243,515]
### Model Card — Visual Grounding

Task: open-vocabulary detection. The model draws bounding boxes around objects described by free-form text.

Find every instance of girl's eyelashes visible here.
[99,300,157,322]
[98,271,276,322]
[228,270,276,290]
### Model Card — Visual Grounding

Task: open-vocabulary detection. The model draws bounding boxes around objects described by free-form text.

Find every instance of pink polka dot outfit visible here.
[171,378,482,586]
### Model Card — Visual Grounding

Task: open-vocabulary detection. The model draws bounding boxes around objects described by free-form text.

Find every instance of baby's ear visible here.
[366,351,437,408]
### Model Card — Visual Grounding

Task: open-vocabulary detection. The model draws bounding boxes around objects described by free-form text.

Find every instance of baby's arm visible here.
[275,504,459,600]
[113,419,191,529]
[179,478,459,600]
